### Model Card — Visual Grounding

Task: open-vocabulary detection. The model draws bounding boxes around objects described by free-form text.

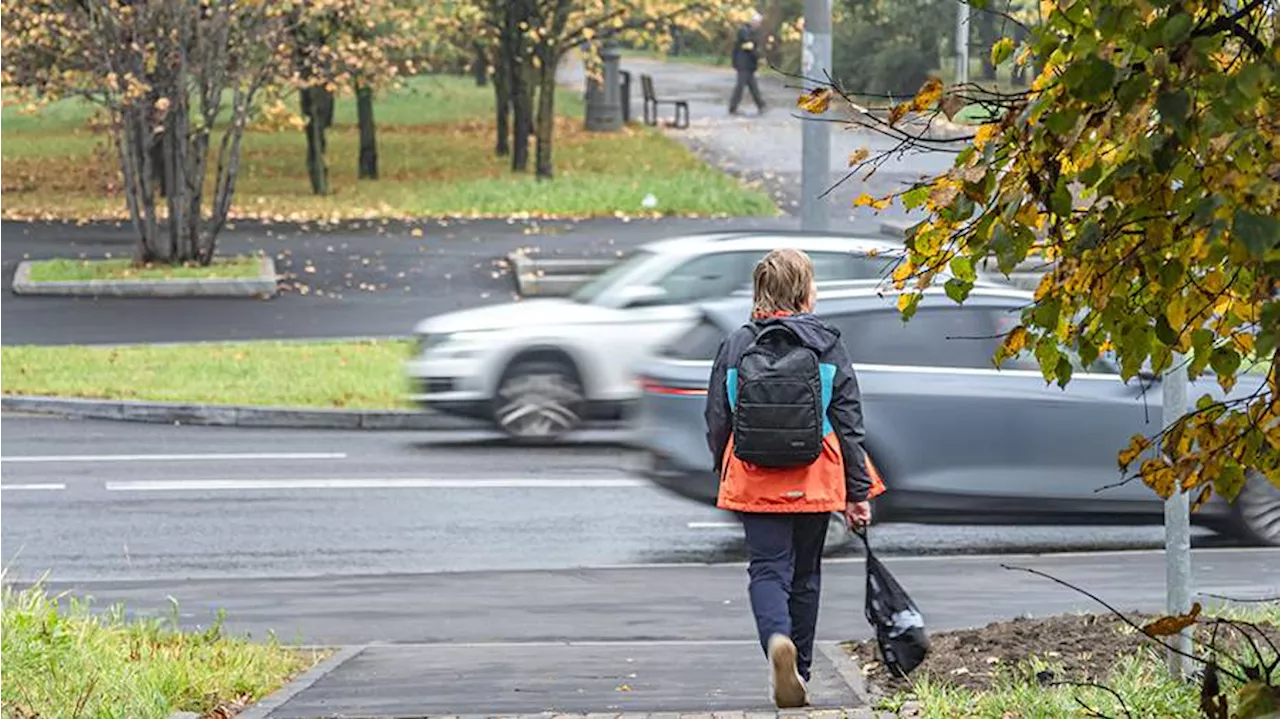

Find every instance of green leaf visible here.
[950,256,977,282]
[1035,334,1062,382]
[1051,184,1073,218]
[1045,110,1077,135]
[1210,346,1242,377]
[1155,315,1178,346]
[901,186,930,211]
[1079,161,1104,189]
[1055,356,1074,388]
[1214,464,1246,501]
[1116,72,1151,111]
[1033,298,1062,329]
[1161,12,1193,46]
[1156,90,1191,131]
[944,278,971,303]
[1065,56,1117,102]
[990,37,1016,67]
[1233,210,1280,258]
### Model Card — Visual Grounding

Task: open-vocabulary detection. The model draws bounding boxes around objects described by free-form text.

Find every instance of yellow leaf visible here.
[797,87,832,114]
[1033,273,1054,302]
[853,193,876,207]
[411,228,424,237]
[888,103,910,126]
[1141,603,1201,637]
[1166,294,1187,333]
[896,292,915,312]
[990,37,1016,67]
[1232,332,1255,355]
[892,260,915,283]
[974,124,999,150]
[848,147,871,167]
[911,77,944,112]
[1002,326,1029,355]
[1118,433,1150,469]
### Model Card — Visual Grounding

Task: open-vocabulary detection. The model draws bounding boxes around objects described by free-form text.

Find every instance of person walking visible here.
[730,11,767,115]
[704,249,876,708]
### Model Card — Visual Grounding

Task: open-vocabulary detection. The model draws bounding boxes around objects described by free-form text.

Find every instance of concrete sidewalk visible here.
[248,642,873,718]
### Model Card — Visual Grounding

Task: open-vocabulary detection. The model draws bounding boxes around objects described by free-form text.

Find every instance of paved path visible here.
[560,57,956,231]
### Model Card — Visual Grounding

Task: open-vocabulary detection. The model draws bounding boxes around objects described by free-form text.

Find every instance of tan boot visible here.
[767,633,808,708]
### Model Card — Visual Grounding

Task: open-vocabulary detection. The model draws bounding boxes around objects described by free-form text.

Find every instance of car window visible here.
[658,319,727,361]
[809,251,895,282]
[828,307,1004,369]
[570,249,656,304]
[655,252,754,304]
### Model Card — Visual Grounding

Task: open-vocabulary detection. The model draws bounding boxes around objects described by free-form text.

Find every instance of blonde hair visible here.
[752,248,815,318]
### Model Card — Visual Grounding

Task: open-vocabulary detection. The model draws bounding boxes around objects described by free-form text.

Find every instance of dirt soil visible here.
[845,613,1280,695]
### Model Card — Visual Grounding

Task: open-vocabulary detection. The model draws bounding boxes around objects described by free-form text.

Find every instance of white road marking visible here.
[2,452,347,463]
[0,483,67,491]
[687,521,740,529]
[105,477,649,492]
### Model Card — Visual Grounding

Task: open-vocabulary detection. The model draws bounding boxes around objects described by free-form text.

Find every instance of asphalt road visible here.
[1,217,791,346]
[0,415,1251,584]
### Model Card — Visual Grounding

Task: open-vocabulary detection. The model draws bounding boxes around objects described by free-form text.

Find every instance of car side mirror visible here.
[618,285,668,308]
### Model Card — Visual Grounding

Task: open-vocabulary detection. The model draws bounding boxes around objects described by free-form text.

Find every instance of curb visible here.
[11,255,278,298]
[1,395,483,431]
[235,645,366,719]
[818,641,873,710]
[508,251,615,297]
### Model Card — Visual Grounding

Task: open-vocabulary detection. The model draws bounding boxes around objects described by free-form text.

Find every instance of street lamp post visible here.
[800,0,832,232]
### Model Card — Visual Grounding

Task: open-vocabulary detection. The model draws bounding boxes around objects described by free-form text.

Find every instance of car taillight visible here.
[640,378,707,396]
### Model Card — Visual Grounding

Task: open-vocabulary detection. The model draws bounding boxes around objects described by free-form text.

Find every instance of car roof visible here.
[699,285,1034,329]
[639,231,903,257]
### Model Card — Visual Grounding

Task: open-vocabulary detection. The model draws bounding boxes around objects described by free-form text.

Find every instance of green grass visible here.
[1,340,412,409]
[1,583,317,719]
[26,256,262,282]
[886,603,1280,719]
[2,74,773,221]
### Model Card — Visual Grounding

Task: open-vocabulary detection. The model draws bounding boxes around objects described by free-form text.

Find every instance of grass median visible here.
[25,256,263,282]
[1,584,319,719]
[2,75,775,221]
[1,339,412,409]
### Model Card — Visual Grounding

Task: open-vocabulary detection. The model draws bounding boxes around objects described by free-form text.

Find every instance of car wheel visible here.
[1231,472,1280,547]
[493,358,584,441]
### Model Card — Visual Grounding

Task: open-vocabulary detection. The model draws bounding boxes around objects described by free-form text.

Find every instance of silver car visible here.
[632,285,1280,546]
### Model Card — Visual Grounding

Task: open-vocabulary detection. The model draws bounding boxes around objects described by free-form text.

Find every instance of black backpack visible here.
[732,324,824,468]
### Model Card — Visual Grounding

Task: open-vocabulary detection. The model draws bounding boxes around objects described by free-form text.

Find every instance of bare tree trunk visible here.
[301,85,334,194]
[494,36,512,157]
[509,0,532,173]
[472,42,488,86]
[356,82,378,180]
[534,52,558,180]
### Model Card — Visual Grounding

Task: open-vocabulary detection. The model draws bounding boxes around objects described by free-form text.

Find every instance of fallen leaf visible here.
[1142,603,1201,637]
[411,228,424,237]
[911,77,945,112]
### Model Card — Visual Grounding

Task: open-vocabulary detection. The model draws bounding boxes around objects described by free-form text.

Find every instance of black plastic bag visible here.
[858,529,930,678]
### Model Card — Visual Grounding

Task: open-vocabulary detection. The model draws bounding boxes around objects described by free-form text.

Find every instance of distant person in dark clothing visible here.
[730,12,766,115]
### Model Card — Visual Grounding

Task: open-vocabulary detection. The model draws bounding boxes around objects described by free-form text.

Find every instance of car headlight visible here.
[415,331,496,357]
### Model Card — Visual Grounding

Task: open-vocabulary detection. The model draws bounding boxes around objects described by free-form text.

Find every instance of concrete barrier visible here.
[508,251,617,297]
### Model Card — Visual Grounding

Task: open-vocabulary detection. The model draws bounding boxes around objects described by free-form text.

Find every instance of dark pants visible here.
[739,512,830,681]
[730,69,764,113]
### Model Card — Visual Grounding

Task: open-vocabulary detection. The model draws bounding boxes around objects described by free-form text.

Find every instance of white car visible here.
[405,231,912,439]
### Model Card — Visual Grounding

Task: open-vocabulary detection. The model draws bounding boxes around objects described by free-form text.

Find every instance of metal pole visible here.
[955,0,971,85]
[1163,353,1193,677]
[801,0,832,232]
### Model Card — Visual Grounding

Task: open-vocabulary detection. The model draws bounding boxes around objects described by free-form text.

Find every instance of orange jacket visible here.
[706,314,882,513]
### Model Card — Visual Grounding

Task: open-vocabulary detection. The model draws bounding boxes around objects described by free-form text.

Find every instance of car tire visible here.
[492,358,585,442]
[1230,472,1280,547]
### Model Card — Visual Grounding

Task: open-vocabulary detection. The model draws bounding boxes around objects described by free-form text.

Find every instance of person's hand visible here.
[844,500,871,530]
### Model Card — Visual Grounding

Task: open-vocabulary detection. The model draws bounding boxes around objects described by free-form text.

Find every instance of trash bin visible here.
[584,42,623,132]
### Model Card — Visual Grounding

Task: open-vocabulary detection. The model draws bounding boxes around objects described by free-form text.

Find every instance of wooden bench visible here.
[640,74,690,129]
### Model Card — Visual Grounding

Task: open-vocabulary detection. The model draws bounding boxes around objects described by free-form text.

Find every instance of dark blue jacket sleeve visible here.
[705,337,733,473]
[825,340,873,502]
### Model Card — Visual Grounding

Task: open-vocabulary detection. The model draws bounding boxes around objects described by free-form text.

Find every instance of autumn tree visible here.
[454,0,743,179]
[826,0,1279,513]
